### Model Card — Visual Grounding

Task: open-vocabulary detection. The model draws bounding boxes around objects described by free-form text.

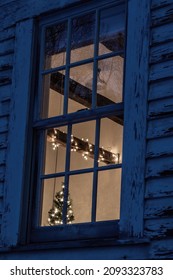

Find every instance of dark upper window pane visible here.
[44,21,68,69]
[70,13,95,63]
[99,6,125,56]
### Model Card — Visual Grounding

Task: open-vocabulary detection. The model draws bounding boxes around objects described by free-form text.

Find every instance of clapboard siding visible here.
[150,60,173,81]
[146,157,173,178]
[144,0,173,258]
[152,0,173,9]
[151,4,173,27]
[0,26,15,43]
[145,197,173,219]
[150,41,173,64]
[152,23,173,45]
[147,136,173,159]
[148,98,173,118]
[149,79,173,101]
[149,239,173,259]
[145,177,173,198]
[0,23,15,240]
[0,0,172,259]
[145,218,173,239]
[147,116,173,139]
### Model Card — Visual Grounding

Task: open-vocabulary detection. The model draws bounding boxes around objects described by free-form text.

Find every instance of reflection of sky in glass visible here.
[100,7,125,37]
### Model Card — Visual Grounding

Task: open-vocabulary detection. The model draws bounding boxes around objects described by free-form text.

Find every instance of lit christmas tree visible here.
[48,182,74,226]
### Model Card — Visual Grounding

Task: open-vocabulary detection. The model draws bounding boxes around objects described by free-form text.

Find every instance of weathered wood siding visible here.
[145,0,173,259]
[0,0,173,259]
[0,19,15,242]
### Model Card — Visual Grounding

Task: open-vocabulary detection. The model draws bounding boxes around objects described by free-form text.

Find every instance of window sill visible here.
[0,237,150,254]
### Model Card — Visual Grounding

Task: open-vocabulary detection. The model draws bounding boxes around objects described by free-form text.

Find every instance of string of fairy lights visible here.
[49,128,120,165]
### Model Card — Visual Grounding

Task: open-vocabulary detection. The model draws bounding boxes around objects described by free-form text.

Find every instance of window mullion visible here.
[91,118,100,222]
[62,124,72,224]
[92,9,100,109]
[63,18,72,115]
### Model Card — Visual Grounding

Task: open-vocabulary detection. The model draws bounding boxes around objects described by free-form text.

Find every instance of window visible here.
[30,0,125,242]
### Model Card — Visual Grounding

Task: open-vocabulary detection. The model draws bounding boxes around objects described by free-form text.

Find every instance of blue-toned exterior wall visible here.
[0,0,173,259]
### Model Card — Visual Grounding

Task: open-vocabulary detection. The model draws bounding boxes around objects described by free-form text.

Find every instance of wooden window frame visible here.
[2,0,150,247]
[30,0,125,243]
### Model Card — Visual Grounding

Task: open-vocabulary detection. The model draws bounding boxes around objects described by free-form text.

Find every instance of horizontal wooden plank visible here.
[0,197,3,213]
[147,116,173,139]
[151,4,173,27]
[0,173,4,183]
[150,238,173,259]
[150,41,173,64]
[152,0,173,10]
[0,115,9,133]
[0,149,6,165]
[145,218,173,239]
[0,64,13,72]
[0,84,11,100]
[150,60,173,81]
[145,197,173,219]
[0,37,14,54]
[0,99,10,116]
[146,156,173,178]
[147,136,173,159]
[0,53,13,66]
[0,26,15,43]
[0,131,8,146]
[0,77,11,87]
[0,182,4,197]
[151,23,173,45]
[149,79,173,101]
[145,176,173,198]
[148,97,173,118]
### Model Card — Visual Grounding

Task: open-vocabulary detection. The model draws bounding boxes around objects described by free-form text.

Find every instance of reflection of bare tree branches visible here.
[71,13,95,51]
[46,22,67,55]
[45,13,124,56]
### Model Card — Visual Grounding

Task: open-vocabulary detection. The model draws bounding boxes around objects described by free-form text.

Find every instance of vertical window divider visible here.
[92,9,100,109]
[63,18,72,115]
[37,26,46,120]
[63,124,72,224]
[34,130,46,227]
[91,118,100,222]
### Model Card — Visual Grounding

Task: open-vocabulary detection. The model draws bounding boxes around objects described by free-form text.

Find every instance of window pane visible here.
[99,6,125,56]
[42,71,65,118]
[41,177,65,226]
[44,22,67,69]
[70,121,95,170]
[97,57,124,106]
[98,117,123,166]
[69,173,93,223]
[43,127,67,174]
[68,63,93,113]
[96,169,121,221]
[71,13,95,63]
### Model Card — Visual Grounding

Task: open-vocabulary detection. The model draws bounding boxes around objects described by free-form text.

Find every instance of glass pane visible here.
[70,121,95,170]
[71,13,95,63]
[99,6,125,56]
[41,177,66,226]
[97,57,124,105]
[44,22,67,69]
[42,71,65,118]
[68,63,93,113]
[43,127,67,174]
[98,117,123,166]
[96,169,121,221]
[69,173,93,223]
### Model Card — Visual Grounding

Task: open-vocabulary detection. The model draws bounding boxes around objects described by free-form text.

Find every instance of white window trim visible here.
[2,0,150,247]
